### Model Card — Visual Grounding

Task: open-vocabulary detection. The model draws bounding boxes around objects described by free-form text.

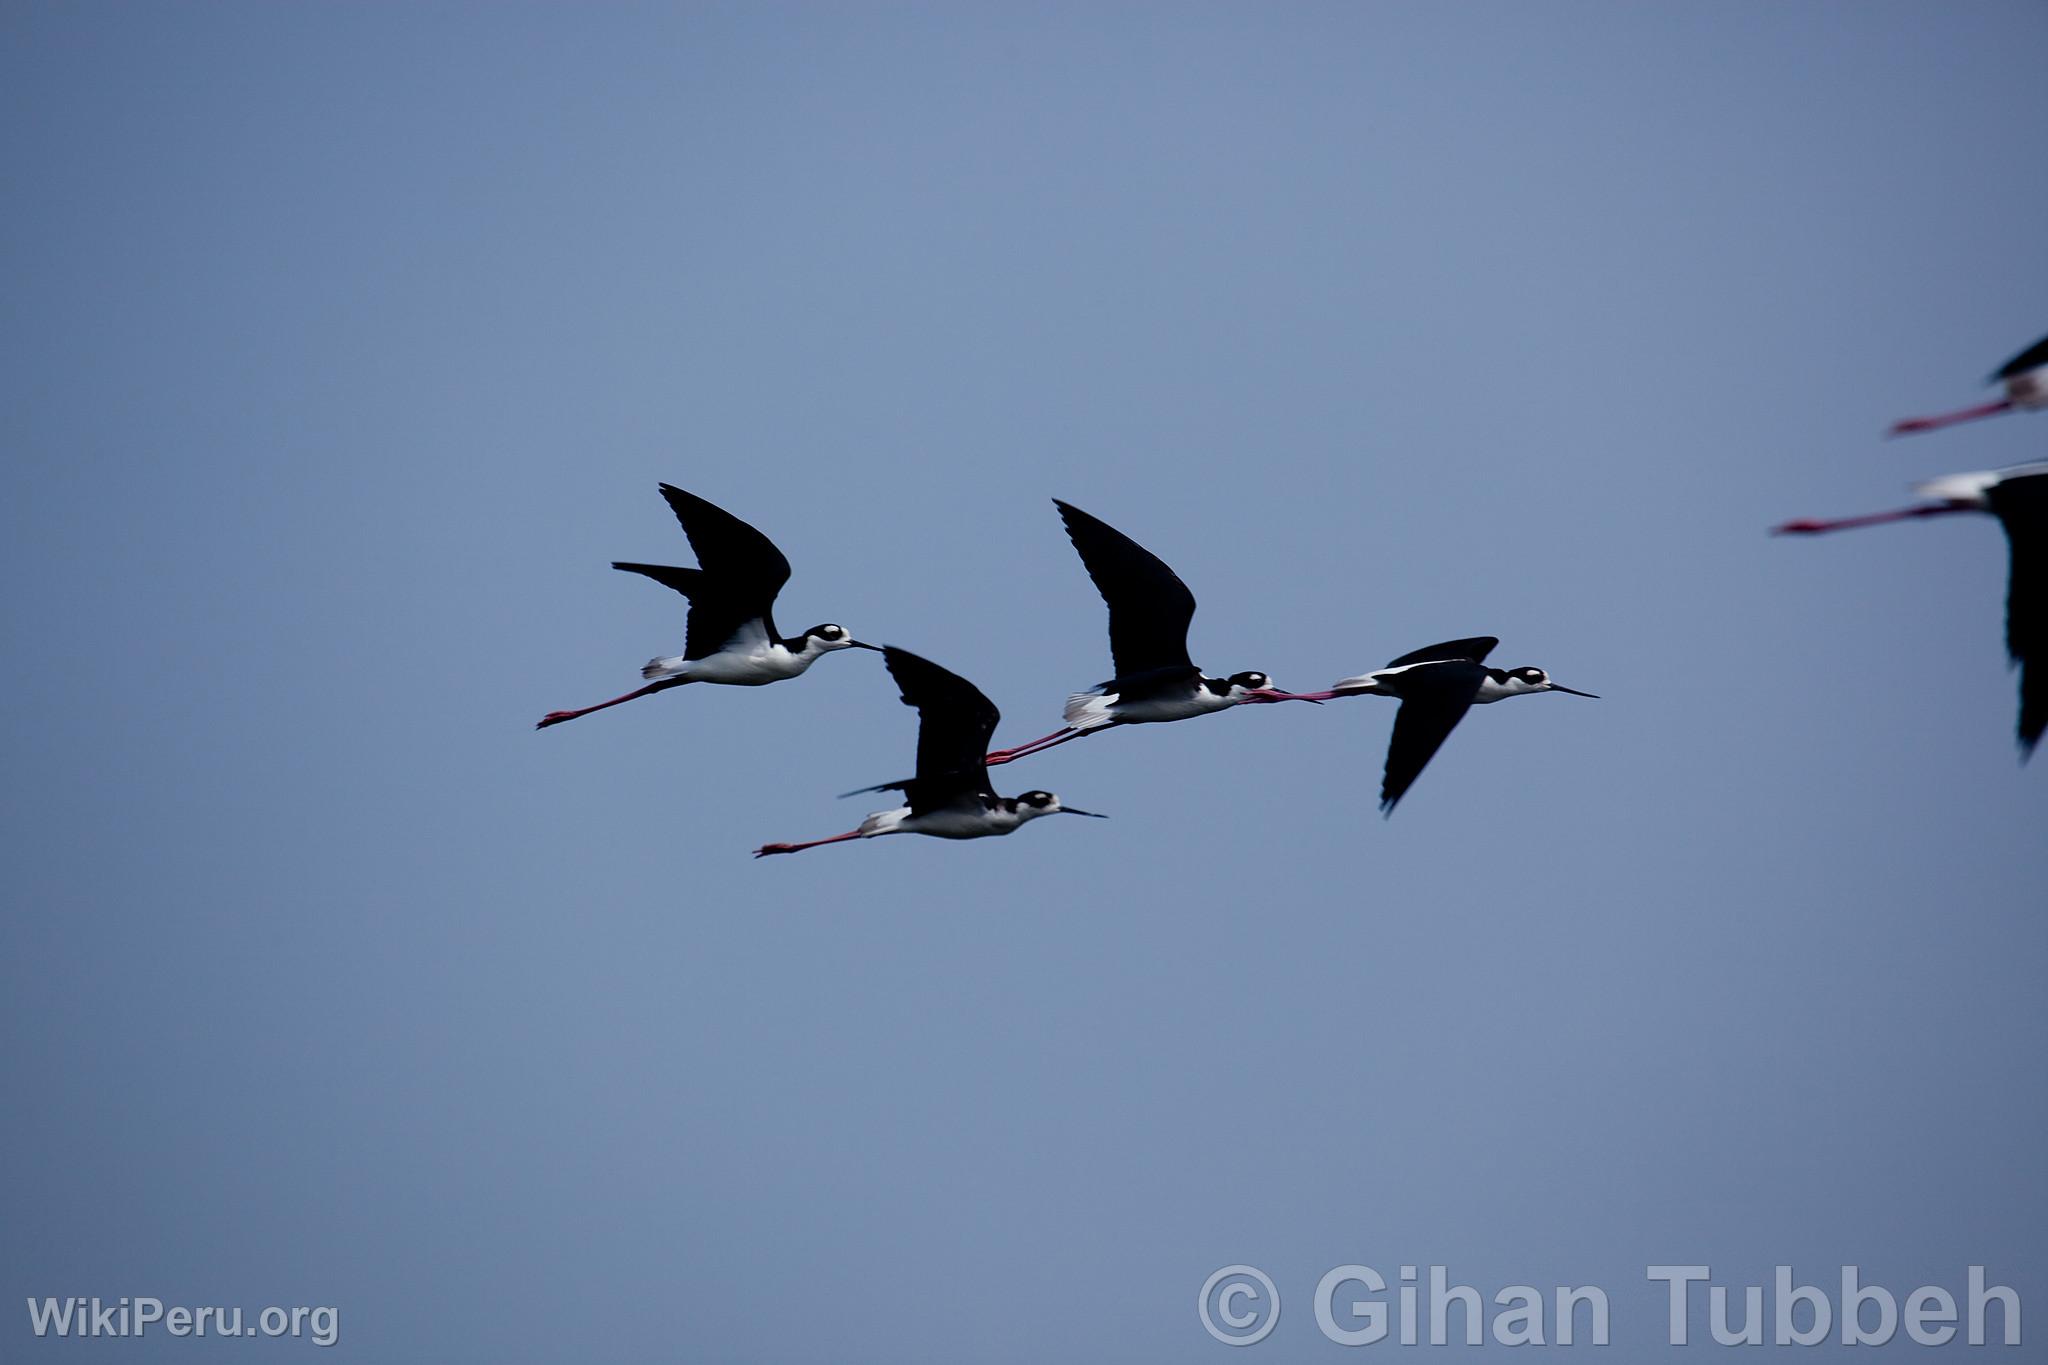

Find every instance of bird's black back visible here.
[1986,472,2048,754]
[614,485,796,659]
[1053,499,1198,680]
[1378,659,1488,813]
[1993,333,2048,382]
[1385,636,1498,668]
[883,646,1001,813]
[1098,663,1205,700]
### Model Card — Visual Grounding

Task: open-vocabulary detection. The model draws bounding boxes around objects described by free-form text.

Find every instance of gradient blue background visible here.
[5,3,2044,1359]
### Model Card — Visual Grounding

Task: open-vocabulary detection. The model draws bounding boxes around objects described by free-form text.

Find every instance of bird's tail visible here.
[1063,692,1118,729]
[642,656,692,681]
[1328,675,1385,696]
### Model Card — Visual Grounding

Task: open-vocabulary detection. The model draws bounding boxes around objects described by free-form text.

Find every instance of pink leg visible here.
[754,830,863,858]
[536,679,682,729]
[986,727,1100,766]
[984,725,1081,766]
[1889,397,2013,436]
[1241,689,1339,704]
[1771,502,1974,536]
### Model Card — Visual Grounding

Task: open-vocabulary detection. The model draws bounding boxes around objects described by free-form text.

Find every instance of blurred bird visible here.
[1889,333,2048,436]
[1774,461,2048,757]
[757,647,1105,857]
[981,499,1305,766]
[1248,637,1597,813]
[537,484,876,730]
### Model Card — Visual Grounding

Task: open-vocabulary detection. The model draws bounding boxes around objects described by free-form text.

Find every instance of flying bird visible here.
[1248,637,1597,813]
[980,499,1301,766]
[1889,332,2048,436]
[537,484,876,729]
[1773,461,2048,757]
[755,647,1105,857]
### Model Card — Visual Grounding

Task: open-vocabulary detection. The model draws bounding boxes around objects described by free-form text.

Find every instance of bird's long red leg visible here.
[984,726,1078,766]
[1889,397,2013,436]
[536,679,681,729]
[754,830,863,858]
[1771,502,1975,535]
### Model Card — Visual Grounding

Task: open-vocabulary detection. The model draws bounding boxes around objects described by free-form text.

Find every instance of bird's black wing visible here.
[1378,661,1485,814]
[1385,636,1498,668]
[611,562,703,598]
[1053,500,1198,677]
[884,646,1001,813]
[1095,663,1204,698]
[611,560,770,662]
[656,484,793,649]
[1992,333,2048,383]
[1986,473,2048,755]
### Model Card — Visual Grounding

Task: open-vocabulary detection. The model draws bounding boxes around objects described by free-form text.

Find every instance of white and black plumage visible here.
[981,499,1298,766]
[755,647,1105,857]
[1251,637,1597,814]
[538,484,876,729]
[1890,332,2048,436]
[1774,461,2048,757]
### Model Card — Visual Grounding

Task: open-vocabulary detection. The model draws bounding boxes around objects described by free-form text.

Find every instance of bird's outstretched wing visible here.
[612,558,772,662]
[884,647,1001,813]
[1992,333,2048,384]
[1053,500,1198,678]
[1377,660,1486,814]
[614,485,795,659]
[657,484,793,592]
[610,562,704,599]
[1385,636,1498,668]
[1987,472,2048,755]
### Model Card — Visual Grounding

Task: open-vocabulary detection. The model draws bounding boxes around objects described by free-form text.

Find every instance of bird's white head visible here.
[798,623,880,656]
[1498,666,1599,700]
[1014,790,1108,823]
[1223,670,1277,701]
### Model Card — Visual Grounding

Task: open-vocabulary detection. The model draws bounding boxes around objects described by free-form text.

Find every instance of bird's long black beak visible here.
[1061,807,1108,818]
[1547,684,1599,698]
[847,640,883,651]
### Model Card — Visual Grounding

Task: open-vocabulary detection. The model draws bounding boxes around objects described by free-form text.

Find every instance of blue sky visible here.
[4,3,2044,1359]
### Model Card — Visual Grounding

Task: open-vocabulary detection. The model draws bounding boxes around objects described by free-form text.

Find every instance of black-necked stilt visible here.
[755,647,1105,857]
[1249,637,1597,814]
[537,484,877,730]
[1773,461,2048,756]
[979,499,1301,766]
[1889,333,2048,436]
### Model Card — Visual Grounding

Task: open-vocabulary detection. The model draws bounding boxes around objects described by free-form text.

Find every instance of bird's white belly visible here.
[900,806,1016,840]
[1090,690,1232,725]
[687,645,810,686]
[1120,695,1222,723]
